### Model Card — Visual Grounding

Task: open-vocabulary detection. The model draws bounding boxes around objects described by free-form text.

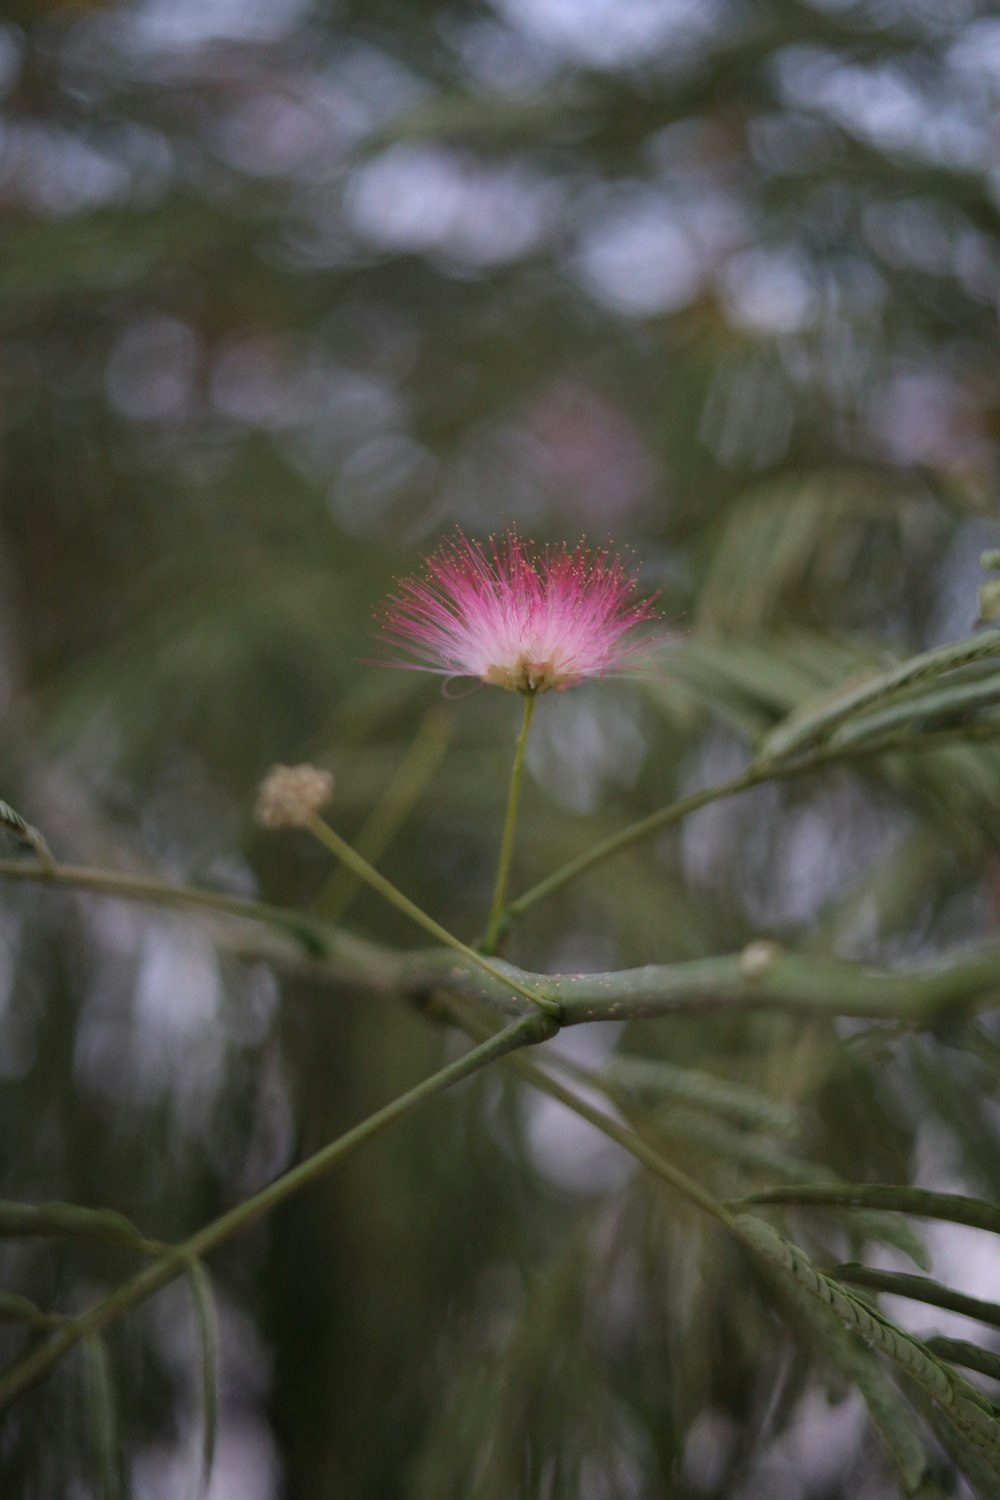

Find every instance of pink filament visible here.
[375,530,659,693]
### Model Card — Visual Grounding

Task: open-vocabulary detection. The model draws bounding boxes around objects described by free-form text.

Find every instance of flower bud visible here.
[255,764,333,829]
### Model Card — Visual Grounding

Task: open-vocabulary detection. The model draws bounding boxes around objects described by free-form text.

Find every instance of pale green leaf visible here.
[601,1055,800,1136]
[758,631,1000,762]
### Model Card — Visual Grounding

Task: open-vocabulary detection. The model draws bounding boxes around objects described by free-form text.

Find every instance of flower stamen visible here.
[374,529,659,695]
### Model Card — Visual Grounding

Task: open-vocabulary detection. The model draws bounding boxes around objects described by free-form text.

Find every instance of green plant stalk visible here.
[484,691,536,954]
[0,1010,553,1412]
[510,1055,735,1224]
[316,707,451,923]
[303,813,560,1019]
[504,763,765,919]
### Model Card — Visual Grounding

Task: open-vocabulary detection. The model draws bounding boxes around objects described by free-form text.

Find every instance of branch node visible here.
[740,940,782,980]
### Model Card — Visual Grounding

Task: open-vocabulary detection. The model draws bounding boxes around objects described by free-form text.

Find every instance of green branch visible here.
[316,707,450,923]
[0,1009,554,1412]
[504,763,765,920]
[0,858,342,958]
[2,856,1000,1027]
[303,813,561,1019]
[545,945,1000,1025]
[504,721,1000,922]
[391,941,1000,1028]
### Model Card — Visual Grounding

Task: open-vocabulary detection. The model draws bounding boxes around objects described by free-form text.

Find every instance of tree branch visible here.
[2,857,1000,1027]
[0,1008,555,1411]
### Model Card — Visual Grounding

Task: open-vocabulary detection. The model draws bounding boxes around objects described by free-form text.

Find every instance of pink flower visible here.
[375,529,659,694]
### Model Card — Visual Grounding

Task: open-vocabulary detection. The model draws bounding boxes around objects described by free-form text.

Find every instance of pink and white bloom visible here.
[375,529,659,694]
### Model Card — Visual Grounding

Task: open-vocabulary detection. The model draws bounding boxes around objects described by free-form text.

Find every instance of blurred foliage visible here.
[1,0,1000,1495]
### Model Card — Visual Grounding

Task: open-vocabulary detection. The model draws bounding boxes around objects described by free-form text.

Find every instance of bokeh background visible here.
[2,0,1000,1495]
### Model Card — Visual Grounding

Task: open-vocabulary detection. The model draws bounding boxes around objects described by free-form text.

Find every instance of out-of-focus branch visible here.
[0,858,348,959]
[0,1008,555,1411]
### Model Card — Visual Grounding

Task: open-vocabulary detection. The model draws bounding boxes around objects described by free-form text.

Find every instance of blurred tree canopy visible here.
[1,0,1000,1495]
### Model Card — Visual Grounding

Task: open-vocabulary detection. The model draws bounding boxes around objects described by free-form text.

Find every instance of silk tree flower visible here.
[375,529,659,695]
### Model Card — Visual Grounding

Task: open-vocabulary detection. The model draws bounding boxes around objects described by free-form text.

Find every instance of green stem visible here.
[0,1010,552,1411]
[316,707,451,924]
[304,813,561,1019]
[505,763,764,921]
[484,692,536,954]
[505,720,1000,924]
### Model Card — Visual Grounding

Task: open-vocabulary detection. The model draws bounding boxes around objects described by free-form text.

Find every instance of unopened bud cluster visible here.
[255,764,333,829]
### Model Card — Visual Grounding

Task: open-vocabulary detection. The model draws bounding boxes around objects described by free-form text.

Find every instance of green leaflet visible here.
[694,480,908,634]
[775,1271,943,1497]
[600,1055,800,1136]
[839,1212,930,1274]
[925,1338,1000,1384]
[906,1383,1000,1500]
[836,1265,1000,1330]
[828,673,1000,750]
[735,1216,1000,1481]
[649,1108,930,1268]
[649,630,877,744]
[638,1104,811,1179]
[757,631,1000,763]
[735,1183,1000,1234]
[0,1201,150,1249]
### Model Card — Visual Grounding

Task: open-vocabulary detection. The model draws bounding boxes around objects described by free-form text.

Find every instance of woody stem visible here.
[483,691,536,954]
